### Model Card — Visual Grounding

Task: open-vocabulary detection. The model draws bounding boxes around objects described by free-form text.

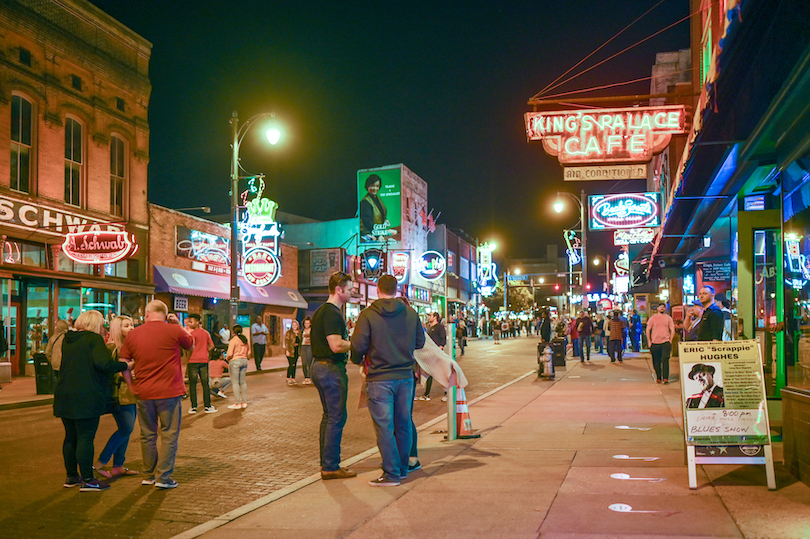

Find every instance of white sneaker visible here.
[227,403,242,410]
[188,408,197,414]
[441,396,448,402]
[204,406,218,413]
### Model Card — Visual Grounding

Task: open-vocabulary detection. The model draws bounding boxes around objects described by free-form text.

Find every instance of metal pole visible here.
[230,112,240,330]
[581,189,588,296]
[503,270,508,313]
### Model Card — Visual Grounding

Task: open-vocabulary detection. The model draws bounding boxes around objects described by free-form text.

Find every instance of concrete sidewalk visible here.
[174,351,810,539]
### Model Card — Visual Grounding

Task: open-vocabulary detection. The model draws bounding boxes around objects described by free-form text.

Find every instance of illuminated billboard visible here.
[589,192,662,230]
[524,105,686,165]
[358,166,401,244]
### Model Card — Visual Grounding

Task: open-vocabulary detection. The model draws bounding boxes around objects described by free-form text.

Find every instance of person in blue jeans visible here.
[351,275,425,487]
[311,272,356,480]
[95,316,141,478]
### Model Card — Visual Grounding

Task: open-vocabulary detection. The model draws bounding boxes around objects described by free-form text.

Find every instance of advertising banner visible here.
[679,340,769,446]
[310,249,342,287]
[358,166,401,244]
[589,192,662,230]
[564,164,647,181]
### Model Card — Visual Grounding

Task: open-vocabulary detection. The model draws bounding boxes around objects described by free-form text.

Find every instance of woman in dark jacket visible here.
[53,310,129,492]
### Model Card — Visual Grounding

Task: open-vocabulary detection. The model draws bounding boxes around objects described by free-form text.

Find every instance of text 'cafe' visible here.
[0,194,151,380]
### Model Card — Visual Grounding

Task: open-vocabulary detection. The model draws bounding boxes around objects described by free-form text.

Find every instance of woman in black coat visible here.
[53,310,130,492]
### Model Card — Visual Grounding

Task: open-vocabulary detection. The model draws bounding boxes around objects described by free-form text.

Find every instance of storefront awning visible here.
[153,266,307,309]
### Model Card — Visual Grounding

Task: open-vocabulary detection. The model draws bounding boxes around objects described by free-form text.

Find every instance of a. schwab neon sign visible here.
[589,193,661,230]
[524,105,686,165]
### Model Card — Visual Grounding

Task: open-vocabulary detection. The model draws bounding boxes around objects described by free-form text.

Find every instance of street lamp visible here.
[229,111,282,329]
[553,190,588,297]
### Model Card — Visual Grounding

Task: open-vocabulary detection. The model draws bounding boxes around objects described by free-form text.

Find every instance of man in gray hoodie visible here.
[351,275,425,487]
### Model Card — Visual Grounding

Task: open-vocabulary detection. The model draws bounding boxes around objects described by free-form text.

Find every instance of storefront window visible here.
[121,292,145,325]
[25,284,50,365]
[82,288,119,319]
[753,230,781,396]
[784,217,810,391]
[4,239,47,268]
[58,287,81,327]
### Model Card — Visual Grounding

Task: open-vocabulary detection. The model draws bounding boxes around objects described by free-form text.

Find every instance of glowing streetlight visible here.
[593,257,601,266]
[266,127,281,145]
[553,200,565,213]
[514,268,522,275]
[539,277,545,283]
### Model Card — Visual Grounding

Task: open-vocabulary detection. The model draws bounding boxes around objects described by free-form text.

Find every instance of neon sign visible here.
[62,231,138,264]
[417,251,446,281]
[524,105,686,165]
[589,193,661,230]
[243,247,280,286]
[613,228,657,245]
[390,251,410,283]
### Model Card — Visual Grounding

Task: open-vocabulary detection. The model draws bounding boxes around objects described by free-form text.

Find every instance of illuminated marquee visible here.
[62,231,139,264]
[524,105,686,165]
[613,227,657,245]
[417,251,446,281]
[243,247,280,286]
[589,193,661,230]
[390,251,410,283]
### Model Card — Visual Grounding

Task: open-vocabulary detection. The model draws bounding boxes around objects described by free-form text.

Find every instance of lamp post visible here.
[229,111,281,329]
[554,190,588,298]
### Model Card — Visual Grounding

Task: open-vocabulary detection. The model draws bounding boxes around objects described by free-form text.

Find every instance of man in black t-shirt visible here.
[311,272,355,480]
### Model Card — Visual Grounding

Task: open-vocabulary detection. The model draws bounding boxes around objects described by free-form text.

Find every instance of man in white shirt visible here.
[250,315,268,371]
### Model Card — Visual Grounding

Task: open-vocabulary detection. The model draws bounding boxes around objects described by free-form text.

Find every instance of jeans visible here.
[301,345,314,378]
[187,362,211,409]
[572,337,581,358]
[608,339,623,362]
[229,357,248,403]
[423,376,434,397]
[457,336,465,355]
[579,335,591,361]
[312,360,348,472]
[210,377,232,394]
[137,397,182,482]
[595,334,604,353]
[650,342,672,381]
[253,343,266,371]
[410,377,418,458]
[631,330,641,352]
[286,356,298,379]
[367,377,414,481]
[62,417,100,481]
[98,403,137,467]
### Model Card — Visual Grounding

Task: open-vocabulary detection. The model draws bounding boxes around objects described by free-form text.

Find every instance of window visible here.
[116,97,125,112]
[71,75,82,91]
[64,118,82,206]
[110,136,126,216]
[19,48,31,67]
[11,95,33,193]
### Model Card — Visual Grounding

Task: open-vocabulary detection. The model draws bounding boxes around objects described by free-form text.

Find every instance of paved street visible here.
[0,334,538,539]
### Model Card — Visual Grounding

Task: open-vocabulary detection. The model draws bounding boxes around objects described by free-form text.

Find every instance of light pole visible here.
[229,111,281,329]
[554,190,587,298]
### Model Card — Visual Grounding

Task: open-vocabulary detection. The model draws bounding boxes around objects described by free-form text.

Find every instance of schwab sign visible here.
[417,251,446,281]
[524,105,686,165]
[589,192,662,230]
[62,231,139,264]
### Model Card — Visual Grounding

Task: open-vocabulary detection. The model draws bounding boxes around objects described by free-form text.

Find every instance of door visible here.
[753,229,783,397]
[2,303,20,376]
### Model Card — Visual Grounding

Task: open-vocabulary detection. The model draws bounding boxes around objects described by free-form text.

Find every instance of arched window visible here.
[110,135,126,217]
[64,117,82,206]
[11,95,33,193]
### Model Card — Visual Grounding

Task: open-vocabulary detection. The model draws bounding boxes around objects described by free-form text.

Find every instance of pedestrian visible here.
[456,320,466,355]
[45,319,70,371]
[647,303,675,384]
[697,285,725,341]
[715,292,733,341]
[226,325,251,408]
[569,316,580,358]
[217,322,230,346]
[630,309,642,352]
[619,311,630,351]
[576,311,593,362]
[208,354,231,398]
[493,318,501,344]
[284,320,301,385]
[351,275,425,486]
[685,301,704,341]
[311,272,356,480]
[301,316,314,385]
[185,313,217,414]
[541,311,551,343]
[54,310,130,492]
[119,300,193,490]
[250,315,268,371]
[594,313,605,354]
[501,319,509,341]
[95,315,141,479]
[419,312,446,401]
[608,309,625,363]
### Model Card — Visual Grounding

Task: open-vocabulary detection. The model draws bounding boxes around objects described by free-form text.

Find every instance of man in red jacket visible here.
[120,300,193,490]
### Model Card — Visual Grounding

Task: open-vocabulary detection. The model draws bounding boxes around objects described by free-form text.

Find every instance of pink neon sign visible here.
[62,230,138,264]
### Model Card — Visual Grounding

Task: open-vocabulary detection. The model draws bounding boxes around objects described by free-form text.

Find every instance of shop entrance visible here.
[753,229,784,398]
[2,303,20,376]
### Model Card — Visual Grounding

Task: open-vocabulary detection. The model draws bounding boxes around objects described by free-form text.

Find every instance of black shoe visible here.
[408,460,422,472]
[63,476,82,488]
[80,478,110,492]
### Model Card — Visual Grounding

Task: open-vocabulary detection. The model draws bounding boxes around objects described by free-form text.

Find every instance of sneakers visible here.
[408,460,422,472]
[80,478,110,492]
[216,390,227,398]
[155,478,178,489]
[188,407,197,415]
[368,476,400,487]
[663,379,669,384]
[441,395,448,402]
[205,406,218,414]
[321,467,357,480]
[63,476,82,488]
[241,403,248,409]
[656,379,662,384]
[416,395,429,401]
[227,403,243,410]
[141,477,156,486]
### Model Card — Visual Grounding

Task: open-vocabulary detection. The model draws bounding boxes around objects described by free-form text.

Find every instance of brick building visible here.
[0,0,152,379]
[148,204,306,357]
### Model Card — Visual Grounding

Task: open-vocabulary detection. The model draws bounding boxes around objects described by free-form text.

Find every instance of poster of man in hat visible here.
[685,363,725,409]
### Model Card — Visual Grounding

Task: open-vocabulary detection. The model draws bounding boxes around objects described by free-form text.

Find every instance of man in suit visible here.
[685,363,725,409]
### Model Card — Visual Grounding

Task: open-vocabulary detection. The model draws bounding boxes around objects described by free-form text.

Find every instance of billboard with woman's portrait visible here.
[358,166,401,244]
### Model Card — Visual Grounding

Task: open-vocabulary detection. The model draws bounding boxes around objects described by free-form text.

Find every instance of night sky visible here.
[87,0,690,270]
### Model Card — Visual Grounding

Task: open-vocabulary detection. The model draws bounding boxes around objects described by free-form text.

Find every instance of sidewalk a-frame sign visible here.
[678,340,776,490]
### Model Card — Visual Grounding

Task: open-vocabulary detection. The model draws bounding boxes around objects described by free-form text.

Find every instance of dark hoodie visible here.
[350,298,426,381]
[53,330,127,419]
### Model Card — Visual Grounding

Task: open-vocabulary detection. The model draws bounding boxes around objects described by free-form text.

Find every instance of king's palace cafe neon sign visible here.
[524,105,687,165]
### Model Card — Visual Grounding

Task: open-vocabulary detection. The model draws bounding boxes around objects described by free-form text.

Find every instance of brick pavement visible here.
[0,334,539,539]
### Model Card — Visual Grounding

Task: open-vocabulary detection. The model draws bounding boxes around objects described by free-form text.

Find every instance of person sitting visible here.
[208,355,231,399]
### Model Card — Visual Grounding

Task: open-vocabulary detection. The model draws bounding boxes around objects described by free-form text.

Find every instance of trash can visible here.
[551,338,566,367]
[34,353,57,395]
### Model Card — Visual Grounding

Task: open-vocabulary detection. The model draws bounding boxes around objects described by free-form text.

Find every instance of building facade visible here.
[0,0,152,379]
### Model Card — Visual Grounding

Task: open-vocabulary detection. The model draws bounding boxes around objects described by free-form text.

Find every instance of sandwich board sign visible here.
[678,340,775,490]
